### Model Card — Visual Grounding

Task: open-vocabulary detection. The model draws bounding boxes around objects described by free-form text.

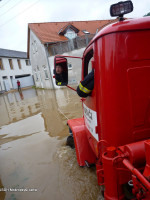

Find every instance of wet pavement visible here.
[0,88,103,200]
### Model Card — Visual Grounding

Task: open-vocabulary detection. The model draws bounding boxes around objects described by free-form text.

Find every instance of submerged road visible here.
[0,88,103,200]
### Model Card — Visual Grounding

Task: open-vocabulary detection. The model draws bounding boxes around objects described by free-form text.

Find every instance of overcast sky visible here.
[0,0,149,52]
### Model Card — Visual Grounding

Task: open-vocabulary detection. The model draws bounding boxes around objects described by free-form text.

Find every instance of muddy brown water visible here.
[0,88,103,200]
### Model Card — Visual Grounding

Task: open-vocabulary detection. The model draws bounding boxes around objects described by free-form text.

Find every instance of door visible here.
[3,79,10,91]
[82,48,98,155]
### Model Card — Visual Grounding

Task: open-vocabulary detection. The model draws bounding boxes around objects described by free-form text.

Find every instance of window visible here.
[68,63,72,70]
[64,29,77,39]
[34,40,38,52]
[32,41,38,54]
[9,59,13,69]
[32,43,35,54]
[0,59,4,70]
[84,49,93,77]
[37,65,40,71]
[35,73,38,81]
[82,30,90,34]
[25,59,31,66]
[17,59,21,69]
[34,69,38,81]
[43,66,49,79]
[88,57,93,72]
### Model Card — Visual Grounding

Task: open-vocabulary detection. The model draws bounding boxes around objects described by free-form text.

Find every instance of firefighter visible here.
[55,64,67,86]
[76,69,94,97]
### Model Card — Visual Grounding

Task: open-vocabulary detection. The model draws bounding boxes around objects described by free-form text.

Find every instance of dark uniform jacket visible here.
[77,69,94,97]
[55,72,68,86]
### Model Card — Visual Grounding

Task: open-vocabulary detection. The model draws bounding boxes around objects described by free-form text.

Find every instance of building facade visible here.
[28,19,117,89]
[0,49,34,92]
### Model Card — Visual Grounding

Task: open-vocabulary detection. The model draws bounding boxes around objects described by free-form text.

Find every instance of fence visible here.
[49,34,95,56]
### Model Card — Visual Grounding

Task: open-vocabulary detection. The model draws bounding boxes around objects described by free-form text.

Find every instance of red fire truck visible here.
[53,1,150,199]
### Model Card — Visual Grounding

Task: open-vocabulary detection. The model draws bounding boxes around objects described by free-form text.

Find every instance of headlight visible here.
[110,1,133,18]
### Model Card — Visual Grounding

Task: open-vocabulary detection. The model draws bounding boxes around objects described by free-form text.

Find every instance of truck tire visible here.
[66,135,75,149]
[123,183,135,200]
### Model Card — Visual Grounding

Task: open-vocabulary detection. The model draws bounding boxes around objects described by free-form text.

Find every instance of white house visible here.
[27,19,117,89]
[0,48,34,92]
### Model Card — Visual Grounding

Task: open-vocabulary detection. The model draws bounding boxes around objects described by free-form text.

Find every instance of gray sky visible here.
[0,0,149,52]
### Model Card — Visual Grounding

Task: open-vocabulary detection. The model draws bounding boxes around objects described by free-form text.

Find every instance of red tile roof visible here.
[28,19,116,44]
[27,19,118,57]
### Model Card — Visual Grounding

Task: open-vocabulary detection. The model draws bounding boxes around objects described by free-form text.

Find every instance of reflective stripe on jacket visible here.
[76,69,94,98]
[57,82,62,85]
[79,82,92,94]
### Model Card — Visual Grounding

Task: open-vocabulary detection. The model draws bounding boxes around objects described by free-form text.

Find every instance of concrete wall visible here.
[0,57,33,92]
[49,34,94,56]
[29,30,53,89]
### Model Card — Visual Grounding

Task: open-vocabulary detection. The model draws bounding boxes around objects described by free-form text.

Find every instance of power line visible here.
[0,0,12,8]
[0,0,41,28]
[0,0,23,17]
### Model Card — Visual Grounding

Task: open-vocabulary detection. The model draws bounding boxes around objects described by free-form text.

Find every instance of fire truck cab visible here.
[54,1,150,199]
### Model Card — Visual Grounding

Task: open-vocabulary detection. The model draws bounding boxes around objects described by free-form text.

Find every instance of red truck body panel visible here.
[67,118,96,166]
[95,27,150,148]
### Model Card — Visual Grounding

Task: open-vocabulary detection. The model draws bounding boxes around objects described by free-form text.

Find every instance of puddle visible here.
[0,88,103,200]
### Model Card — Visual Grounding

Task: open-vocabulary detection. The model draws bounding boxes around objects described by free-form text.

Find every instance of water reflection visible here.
[0,88,103,200]
[37,89,82,138]
[0,89,40,127]
[19,91,24,100]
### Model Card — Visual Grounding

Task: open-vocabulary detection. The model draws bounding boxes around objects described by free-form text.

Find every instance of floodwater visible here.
[0,88,103,200]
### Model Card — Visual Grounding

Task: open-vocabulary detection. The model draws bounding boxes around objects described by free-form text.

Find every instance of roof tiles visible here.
[28,19,115,44]
[0,48,27,59]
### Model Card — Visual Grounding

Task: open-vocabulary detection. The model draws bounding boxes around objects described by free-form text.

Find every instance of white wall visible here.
[0,57,33,91]
[12,76,34,89]
[29,30,53,89]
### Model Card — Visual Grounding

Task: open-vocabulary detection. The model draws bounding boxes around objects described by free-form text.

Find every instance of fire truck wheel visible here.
[66,135,75,149]
[100,185,105,197]
[123,183,135,200]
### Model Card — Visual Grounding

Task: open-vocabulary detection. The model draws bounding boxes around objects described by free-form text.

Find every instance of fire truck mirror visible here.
[54,56,68,86]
